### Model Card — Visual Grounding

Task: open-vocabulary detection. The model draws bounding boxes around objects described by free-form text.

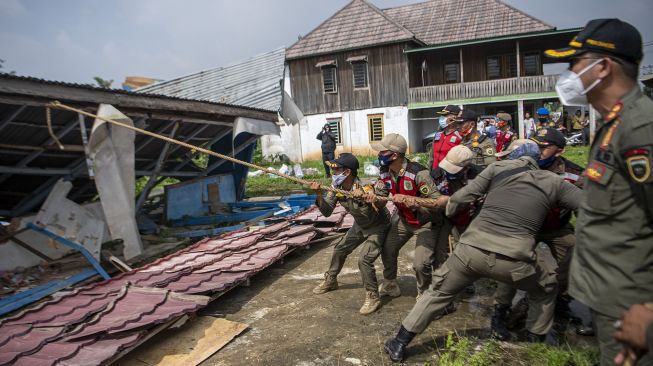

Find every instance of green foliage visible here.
[93,76,114,88]
[562,145,589,167]
[524,343,599,366]
[432,333,498,366]
[135,176,179,196]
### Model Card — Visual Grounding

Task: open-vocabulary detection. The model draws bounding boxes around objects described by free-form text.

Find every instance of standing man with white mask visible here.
[545,18,653,366]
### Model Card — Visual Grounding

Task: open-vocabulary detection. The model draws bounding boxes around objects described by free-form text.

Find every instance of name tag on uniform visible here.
[583,161,614,186]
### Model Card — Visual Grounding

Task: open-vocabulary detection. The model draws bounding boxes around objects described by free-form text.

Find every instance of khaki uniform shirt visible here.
[446,157,581,261]
[317,177,389,235]
[570,86,653,318]
[462,132,497,168]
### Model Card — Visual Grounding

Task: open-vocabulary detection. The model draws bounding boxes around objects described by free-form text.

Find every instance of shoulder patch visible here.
[419,183,430,195]
[403,180,414,191]
[626,155,650,183]
[485,147,494,156]
[434,132,442,141]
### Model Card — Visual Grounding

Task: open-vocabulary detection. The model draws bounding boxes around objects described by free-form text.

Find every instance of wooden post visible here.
[516,40,521,78]
[517,99,525,139]
[459,48,464,83]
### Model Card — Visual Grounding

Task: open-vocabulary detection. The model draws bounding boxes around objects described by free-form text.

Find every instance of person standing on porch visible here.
[524,111,537,139]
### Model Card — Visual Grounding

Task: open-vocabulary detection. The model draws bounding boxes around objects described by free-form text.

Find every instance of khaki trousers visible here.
[402,244,558,335]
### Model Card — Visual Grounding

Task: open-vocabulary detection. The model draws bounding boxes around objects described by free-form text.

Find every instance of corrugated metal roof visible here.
[0,207,356,365]
[139,48,286,112]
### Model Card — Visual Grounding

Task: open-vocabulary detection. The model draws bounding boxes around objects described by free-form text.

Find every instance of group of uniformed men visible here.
[309,19,652,365]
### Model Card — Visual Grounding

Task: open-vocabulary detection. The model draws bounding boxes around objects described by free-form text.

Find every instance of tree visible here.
[0,59,16,75]
[93,76,114,88]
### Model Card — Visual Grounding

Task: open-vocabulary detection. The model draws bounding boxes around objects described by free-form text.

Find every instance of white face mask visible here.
[331,172,347,187]
[555,58,604,107]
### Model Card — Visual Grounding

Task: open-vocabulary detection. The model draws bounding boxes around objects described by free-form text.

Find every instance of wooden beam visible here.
[0,116,80,185]
[135,121,181,213]
[0,105,26,134]
[0,77,278,122]
[202,135,258,176]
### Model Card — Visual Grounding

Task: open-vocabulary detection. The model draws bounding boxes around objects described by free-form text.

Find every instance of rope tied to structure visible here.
[45,101,444,208]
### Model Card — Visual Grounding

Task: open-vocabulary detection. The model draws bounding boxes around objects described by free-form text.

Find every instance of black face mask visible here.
[538,117,548,123]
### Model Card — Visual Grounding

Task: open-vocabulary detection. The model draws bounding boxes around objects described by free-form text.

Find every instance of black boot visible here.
[384,325,416,362]
[525,331,546,343]
[491,304,512,341]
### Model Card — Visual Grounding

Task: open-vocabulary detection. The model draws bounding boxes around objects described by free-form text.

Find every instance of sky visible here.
[1,0,651,87]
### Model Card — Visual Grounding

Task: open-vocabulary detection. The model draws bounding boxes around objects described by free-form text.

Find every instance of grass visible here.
[429,334,599,366]
[562,145,589,167]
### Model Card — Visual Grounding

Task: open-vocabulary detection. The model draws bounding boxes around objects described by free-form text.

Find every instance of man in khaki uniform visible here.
[369,133,448,299]
[458,109,496,169]
[384,140,581,362]
[311,153,390,315]
[545,18,653,365]
[492,128,585,340]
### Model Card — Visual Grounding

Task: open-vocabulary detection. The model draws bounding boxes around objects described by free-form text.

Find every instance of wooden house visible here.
[283,0,579,159]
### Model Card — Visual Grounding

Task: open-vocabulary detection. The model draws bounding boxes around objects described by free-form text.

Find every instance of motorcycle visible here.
[565,132,583,146]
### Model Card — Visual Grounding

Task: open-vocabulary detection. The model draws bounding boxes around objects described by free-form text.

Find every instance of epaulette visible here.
[362,184,375,193]
[406,161,428,174]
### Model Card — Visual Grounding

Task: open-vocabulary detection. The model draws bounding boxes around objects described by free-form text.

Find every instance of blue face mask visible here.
[444,171,461,181]
[537,156,556,168]
[438,116,449,128]
[378,153,395,167]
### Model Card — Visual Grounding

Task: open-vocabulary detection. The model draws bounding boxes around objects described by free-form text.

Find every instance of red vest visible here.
[432,130,462,170]
[495,129,514,153]
[380,163,426,226]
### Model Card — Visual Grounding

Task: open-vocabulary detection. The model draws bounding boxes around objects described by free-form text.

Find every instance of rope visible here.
[45,106,64,150]
[45,101,443,207]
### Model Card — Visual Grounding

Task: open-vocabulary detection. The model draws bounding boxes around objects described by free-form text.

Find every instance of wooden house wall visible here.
[408,39,548,87]
[288,43,410,115]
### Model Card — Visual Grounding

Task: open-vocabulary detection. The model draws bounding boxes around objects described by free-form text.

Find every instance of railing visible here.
[409,74,559,104]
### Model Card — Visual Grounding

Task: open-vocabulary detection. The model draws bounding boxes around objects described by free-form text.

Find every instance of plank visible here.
[117,317,248,366]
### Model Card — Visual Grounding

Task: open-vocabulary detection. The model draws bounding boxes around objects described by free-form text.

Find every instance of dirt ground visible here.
[199,236,504,366]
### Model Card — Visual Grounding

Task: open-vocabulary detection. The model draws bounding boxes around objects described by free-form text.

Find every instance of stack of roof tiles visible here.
[0,207,353,366]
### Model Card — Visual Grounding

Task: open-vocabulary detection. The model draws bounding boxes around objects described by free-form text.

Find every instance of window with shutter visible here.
[523,53,540,76]
[487,56,501,79]
[327,119,342,144]
[322,66,337,93]
[368,114,384,142]
[352,61,368,89]
[444,62,460,83]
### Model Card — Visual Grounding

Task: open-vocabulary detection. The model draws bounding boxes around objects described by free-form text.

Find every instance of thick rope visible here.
[45,101,442,207]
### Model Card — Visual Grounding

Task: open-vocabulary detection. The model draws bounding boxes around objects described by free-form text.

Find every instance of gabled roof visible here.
[139,48,286,112]
[285,0,419,60]
[383,0,553,45]
[286,0,554,60]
